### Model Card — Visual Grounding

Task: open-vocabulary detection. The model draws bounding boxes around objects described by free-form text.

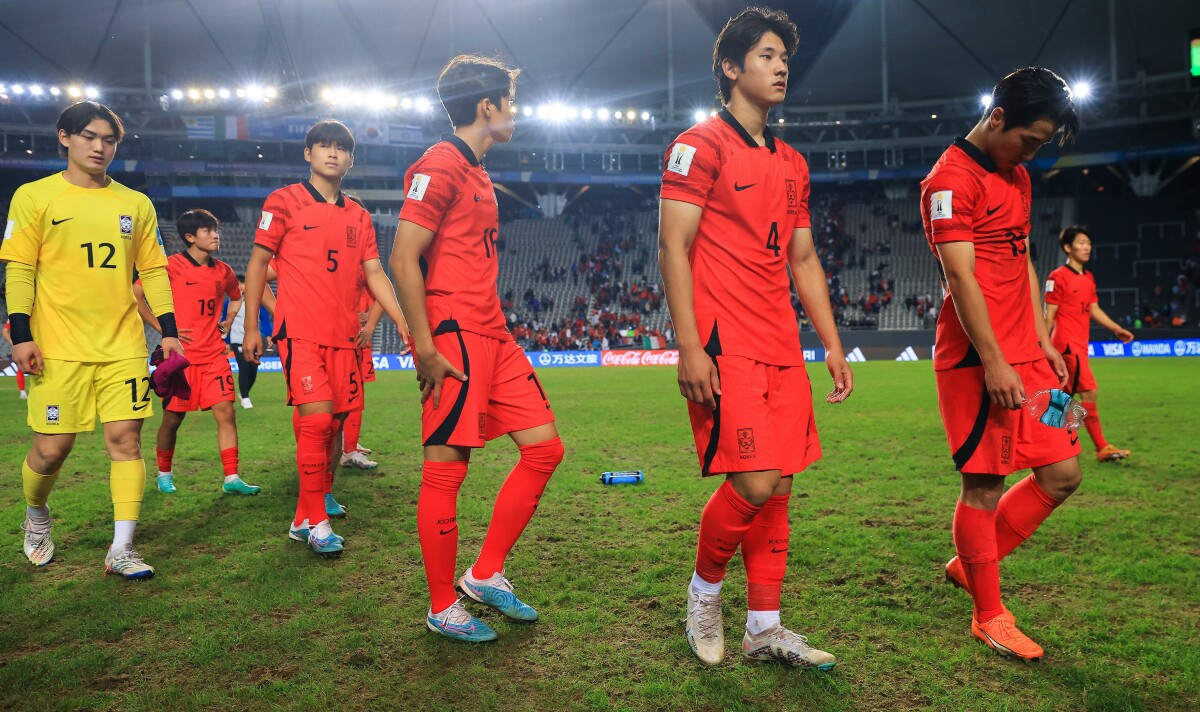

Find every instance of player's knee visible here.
[519,436,564,474]
[732,479,776,508]
[104,431,142,461]
[32,441,72,472]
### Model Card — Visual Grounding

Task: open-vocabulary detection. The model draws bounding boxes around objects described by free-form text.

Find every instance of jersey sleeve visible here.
[133,197,168,271]
[223,265,242,300]
[1044,268,1064,306]
[924,167,979,244]
[791,151,812,230]
[1087,274,1098,306]
[361,215,380,262]
[659,131,719,208]
[1018,167,1033,236]
[399,155,459,234]
[0,186,43,267]
[255,190,290,252]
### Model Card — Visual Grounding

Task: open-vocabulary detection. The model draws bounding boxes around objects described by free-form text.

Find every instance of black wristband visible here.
[158,313,178,339]
[8,313,33,344]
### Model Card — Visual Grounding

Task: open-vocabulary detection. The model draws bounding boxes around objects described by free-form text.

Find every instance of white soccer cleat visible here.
[21,515,54,567]
[742,624,837,670]
[241,397,253,409]
[355,443,372,454]
[19,390,28,400]
[685,585,725,665]
[340,450,379,470]
[104,545,155,580]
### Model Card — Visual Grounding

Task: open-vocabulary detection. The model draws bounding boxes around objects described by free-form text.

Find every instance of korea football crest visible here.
[785,179,798,208]
[346,226,357,248]
[120,214,134,238]
[45,405,60,425]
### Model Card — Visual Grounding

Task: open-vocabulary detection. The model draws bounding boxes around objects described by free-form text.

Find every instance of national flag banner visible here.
[357,121,389,144]
[387,124,425,145]
[221,116,250,140]
[182,116,215,140]
[182,116,249,140]
[643,335,665,349]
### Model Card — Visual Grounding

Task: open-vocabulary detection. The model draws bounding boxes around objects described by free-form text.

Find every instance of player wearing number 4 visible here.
[392,55,564,643]
[133,209,261,496]
[243,120,410,558]
[1,101,183,578]
[660,9,853,669]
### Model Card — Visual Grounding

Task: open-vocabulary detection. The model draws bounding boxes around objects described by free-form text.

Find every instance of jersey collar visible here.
[302,179,346,207]
[1064,262,1084,275]
[442,134,481,167]
[953,137,998,173]
[718,108,776,153]
[180,250,215,268]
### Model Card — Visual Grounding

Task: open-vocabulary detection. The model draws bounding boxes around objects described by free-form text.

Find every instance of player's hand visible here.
[12,341,43,376]
[984,361,1025,410]
[358,311,370,326]
[244,332,263,364]
[677,346,720,409]
[161,337,185,360]
[355,328,371,349]
[395,320,412,356]
[1042,343,1068,389]
[415,347,466,408]
[1114,327,1134,344]
[217,321,230,336]
[824,350,854,403]
[177,327,195,345]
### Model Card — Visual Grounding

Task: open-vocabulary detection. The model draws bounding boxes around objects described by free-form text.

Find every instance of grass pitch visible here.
[0,359,1196,711]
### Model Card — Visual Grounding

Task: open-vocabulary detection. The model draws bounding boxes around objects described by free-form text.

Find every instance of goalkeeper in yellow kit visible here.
[1,101,183,579]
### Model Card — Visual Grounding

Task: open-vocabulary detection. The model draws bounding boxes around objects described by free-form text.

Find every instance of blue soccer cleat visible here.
[426,600,498,642]
[324,493,347,518]
[156,473,176,493]
[289,522,343,546]
[458,570,539,622]
[222,476,261,495]
[308,529,344,557]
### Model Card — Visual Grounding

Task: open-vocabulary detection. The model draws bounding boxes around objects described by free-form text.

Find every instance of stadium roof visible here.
[0,0,1196,109]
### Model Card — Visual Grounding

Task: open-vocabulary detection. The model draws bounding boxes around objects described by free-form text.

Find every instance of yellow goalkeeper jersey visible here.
[1,172,167,361]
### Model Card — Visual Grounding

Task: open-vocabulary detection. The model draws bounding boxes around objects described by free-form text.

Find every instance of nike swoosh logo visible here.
[185,281,200,286]
[132,403,149,412]
[474,194,482,202]
[439,527,457,535]
[734,183,756,191]
[303,225,319,230]
[771,547,788,554]
[51,218,74,225]
[1070,435,1079,446]
[986,205,1002,215]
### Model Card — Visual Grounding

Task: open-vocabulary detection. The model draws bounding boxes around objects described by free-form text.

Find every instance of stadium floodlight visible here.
[401,97,414,109]
[218,88,230,99]
[386,96,398,108]
[930,113,938,119]
[187,88,201,100]
[50,86,61,96]
[414,97,432,112]
[236,88,246,98]
[245,85,263,100]
[980,94,992,108]
[709,110,717,117]
[203,88,215,99]
[321,88,334,102]
[11,84,24,95]
[1071,81,1092,99]
[613,110,623,120]
[265,87,277,99]
[29,85,43,96]
[595,107,608,120]
[625,110,636,120]
[640,110,650,121]
[0,84,6,94]
[692,109,706,122]
[581,108,593,120]
[521,104,532,116]
[778,117,785,124]
[84,87,99,98]
[169,88,182,100]
[566,107,579,120]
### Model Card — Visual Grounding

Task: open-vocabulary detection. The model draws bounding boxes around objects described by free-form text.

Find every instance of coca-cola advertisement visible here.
[600,350,681,367]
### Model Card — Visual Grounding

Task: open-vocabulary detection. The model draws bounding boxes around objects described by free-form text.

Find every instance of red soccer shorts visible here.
[420,329,554,448]
[164,359,235,413]
[278,338,364,413]
[359,347,377,383]
[936,358,1082,476]
[1060,347,1097,394]
[687,355,821,477]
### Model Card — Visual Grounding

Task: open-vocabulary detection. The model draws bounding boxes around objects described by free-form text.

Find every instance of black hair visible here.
[56,101,124,156]
[712,7,798,104]
[176,208,220,246]
[987,67,1079,145]
[1059,225,1091,251]
[305,119,355,153]
[437,54,519,128]
[235,274,245,282]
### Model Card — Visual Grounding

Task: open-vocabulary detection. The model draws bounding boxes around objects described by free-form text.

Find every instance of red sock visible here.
[742,493,789,611]
[995,475,1062,560]
[291,410,304,525]
[342,409,363,455]
[418,460,469,612]
[219,447,239,477]
[1082,401,1108,450]
[953,500,1003,623]
[695,480,763,584]
[15,370,25,391]
[156,448,174,473]
[473,437,563,579]
[296,412,333,527]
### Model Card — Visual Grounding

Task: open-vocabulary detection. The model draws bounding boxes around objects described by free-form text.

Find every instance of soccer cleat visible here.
[340,450,379,470]
[308,529,344,557]
[971,610,1043,661]
[458,570,539,621]
[356,443,372,454]
[742,625,838,670]
[325,493,347,518]
[21,516,54,567]
[945,556,970,594]
[156,473,177,493]
[685,585,725,665]
[287,523,343,545]
[1096,444,1131,462]
[104,545,155,580]
[426,599,498,643]
[222,476,261,495]
[19,390,28,400]
[240,397,253,409]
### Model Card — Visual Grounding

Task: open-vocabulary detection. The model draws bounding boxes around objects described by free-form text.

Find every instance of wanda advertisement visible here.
[600,350,680,366]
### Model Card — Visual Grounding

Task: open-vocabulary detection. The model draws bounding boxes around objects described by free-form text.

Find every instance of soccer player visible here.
[659,8,853,669]
[133,209,261,495]
[3,319,29,399]
[340,272,381,470]
[2,101,182,578]
[242,119,409,557]
[391,55,564,643]
[921,67,1082,661]
[1045,226,1134,461]
[226,274,275,409]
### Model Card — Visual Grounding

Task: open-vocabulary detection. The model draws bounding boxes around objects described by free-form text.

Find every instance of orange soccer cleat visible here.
[971,610,1043,661]
[944,556,970,594]
[1096,444,1131,462]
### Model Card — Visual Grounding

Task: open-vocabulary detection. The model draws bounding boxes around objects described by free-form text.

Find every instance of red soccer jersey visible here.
[659,110,812,366]
[1045,264,1096,352]
[255,181,380,348]
[163,252,240,364]
[400,136,509,341]
[921,137,1040,370]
